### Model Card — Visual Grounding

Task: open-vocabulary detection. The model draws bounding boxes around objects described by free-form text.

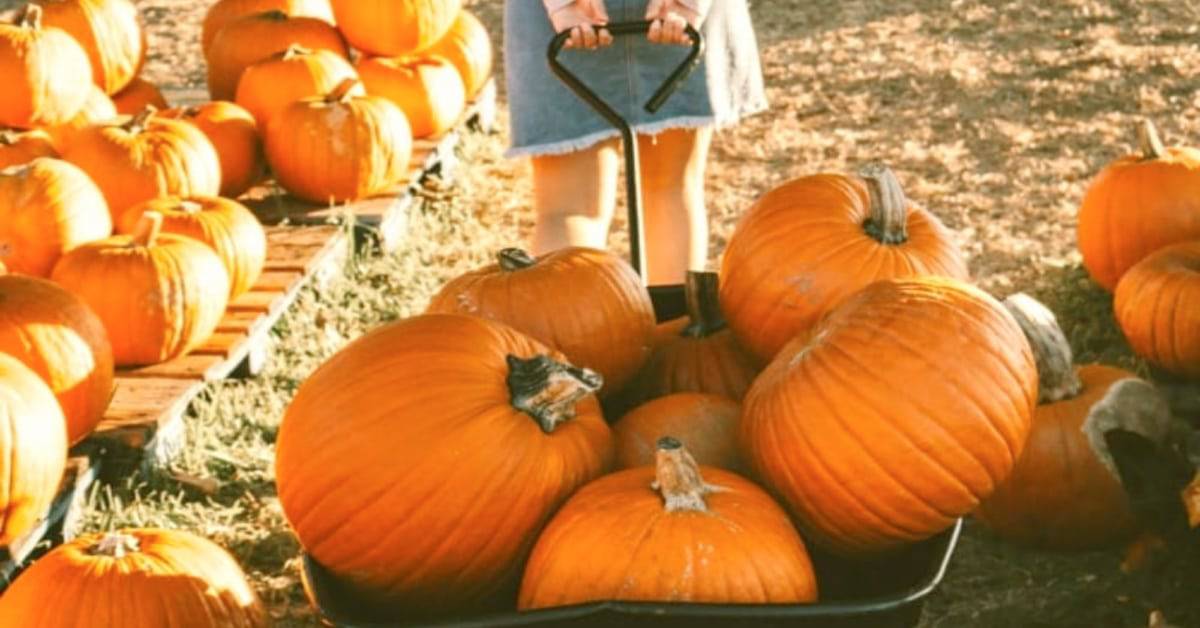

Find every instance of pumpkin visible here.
[264,78,411,204]
[110,75,168,115]
[426,9,492,98]
[61,107,221,222]
[329,0,461,57]
[1078,121,1200,292]
[519,437,817,608]
[33,0,144,95]
[201,0,335,56]
[0,127,57,168]
[0,157,112,276]
[50,212,230,366]
[740,276,1037,556]
[613,393,742,472]
[276,313,614,614]
[40,83,116,149]
[355,54,465,139]
[234,44,359,127]
[205,9,348,101]
[0,5,93,128]
[1114,241,1200,379]
[720,164,969,362]
[116,196,265,299]
[0,353,67,547]
[426,247,656,397]
[161,101,264,198]
[0,274,113,445]
[0,528,267,626]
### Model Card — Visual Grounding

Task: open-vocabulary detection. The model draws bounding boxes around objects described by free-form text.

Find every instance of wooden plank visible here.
[84,378,203,476]
[253,270,306,293]
[0,456,98,591]
[119,355,226,381]
[216,310,260,333]
[227,289,283,314]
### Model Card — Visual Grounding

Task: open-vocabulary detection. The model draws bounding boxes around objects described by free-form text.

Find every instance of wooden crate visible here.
[0,456,98,590]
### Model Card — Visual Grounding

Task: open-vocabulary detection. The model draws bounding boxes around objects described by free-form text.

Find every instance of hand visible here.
[645,0,703,46]
[549,0,613,50]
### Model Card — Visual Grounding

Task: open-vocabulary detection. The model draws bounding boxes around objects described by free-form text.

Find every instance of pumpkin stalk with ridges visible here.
[507,354,602,434]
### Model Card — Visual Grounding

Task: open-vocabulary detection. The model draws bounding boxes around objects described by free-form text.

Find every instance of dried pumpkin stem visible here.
[282,44,313,60]
[1137,119,1166,161]
[18,4,42,29]
[1003,293,1082,403]
[0,130,15,146]
[327,78,361,104]
[259,9,288,21]
[498,248,537,271]
[89,533,140,558]
[653,437,711,512]
[123,106,157,134]
[177,199,204,214]
[507,354,602,434]
[682,270,727,338]
[859,163,909,245]
[131,212,164,248]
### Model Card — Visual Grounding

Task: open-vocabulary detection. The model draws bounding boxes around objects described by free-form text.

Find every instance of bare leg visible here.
[530,138,620,253]
[637,126,713,285]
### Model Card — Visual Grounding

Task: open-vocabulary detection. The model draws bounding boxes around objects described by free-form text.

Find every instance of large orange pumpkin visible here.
[1078,121,1200,292]
[201,0,335,56]
[40,83,116,149]
[0,157,112,276]
[356,54,465,139]
[205,9,348,101]
[613,393,742,472]
[0,5,93,128]
[329,0,461,57]
[161,101,264,198]
[975,293,1174,550]
[0,353,68,547]
[234,44,359,127]
[264,78,411,204]
[117,196,266,299]
[62,107,221,222]
[720,164,969,362]
[520,437,817,608]
[276,313,614,614]
[50,212,230,366]
[741,276,1037,556]
[33,0,144,95]
[0,528,268,626]
[426,9,492,98]
[0,274,113,445]
[1114,241,1200,379]
[110,75,168,115]
[0,127,57,167]
[426,247,656,397]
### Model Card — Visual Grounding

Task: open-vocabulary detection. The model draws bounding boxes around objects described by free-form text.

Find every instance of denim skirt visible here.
[503,0,768,158]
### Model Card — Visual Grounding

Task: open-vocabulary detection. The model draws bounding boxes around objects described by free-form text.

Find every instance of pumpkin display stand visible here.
[0,456,97,590]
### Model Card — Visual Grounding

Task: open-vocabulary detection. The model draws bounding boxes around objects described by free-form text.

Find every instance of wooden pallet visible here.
[0,456,98,590]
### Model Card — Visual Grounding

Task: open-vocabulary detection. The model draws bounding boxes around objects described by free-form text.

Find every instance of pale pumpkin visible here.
[0,353,68,547]
[426,9,492,98]
[33,0,145,94]
[234,44,359,127]
[355,54,465,139]
[161,101,264,198]
[110,75,168,114]
[0,4,93,128]
[0,127,57,168]
[329,0,461,57]
[205,9,348,101]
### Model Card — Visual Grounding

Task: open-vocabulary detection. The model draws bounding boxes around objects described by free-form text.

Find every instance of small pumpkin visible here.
[161,101,264,198]
[425,9,492,98]
[116,196,266,299]
[1078,121,1200,292]
[110,75,168,115]
[40,83,116,150]
[264,78,411,204]
[0,528,268,626]
[276,313,613,614]
[426,247,656,397]
[613,393,742,472]
[355,54,465,139]
[0,157,112,276]
[740,276,1037,556]
[0,274,113,445]
[329,0,461,57]
[205,9,349,101]
[0,353,68,547]
[62,107,221,222]
[520,437,817,608]
[201,0,335,56]
[1114,241,1200,379]
[50,212,230,366]
[33,0,144,95]
[0,4,93,128]
[720,164,969,362]
[234,44,359,127]
[0,127,57,168]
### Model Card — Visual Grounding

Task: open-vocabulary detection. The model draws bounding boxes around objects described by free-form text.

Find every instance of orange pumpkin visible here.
[1078,121,1200,292]
[1114,241,1200,379]
[720,164,969,362]
[520,437,817,608]
[276,313,614,614]
[356,54,465,139]
[0,157,112,276]
[741,276,1037,556]
[975,293,1174,550]
[0,528,268,626]
[0,274,113,444]
[117,196,266,299]
[426,247,656,397]
[50,212,230,366]
[62,107,221,222]
[0,353,67,547]
[0,5,93,128]
[264,78,411,204]
[161,101,264,198]
[0,127,57,167]
[201,0,335,56]
[613,393,742,472]
[329,0,460,57]
[234,44,359,127]
[110,75,168,114]
[34,0,144,94]
[40,83,116,150]
[426,9,492,98]
[205,9,348,101]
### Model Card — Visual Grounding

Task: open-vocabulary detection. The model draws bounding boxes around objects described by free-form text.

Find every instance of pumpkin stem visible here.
[123,106,157,134]
[682,271,726,338]
[506,354,602,434]
[131,211,163,248]
[1002,293,1082,403]
[17,4,42,29]
[282,44,312,60]
[326,78,361,104]
[177,199,203,214]
[258,9,288,21]
[0,130,15,146]
[652,437,712,512]
[859,163,909,245]
[1137,119,1166,161]
[89,533,140,558]
[498,248,537,271]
